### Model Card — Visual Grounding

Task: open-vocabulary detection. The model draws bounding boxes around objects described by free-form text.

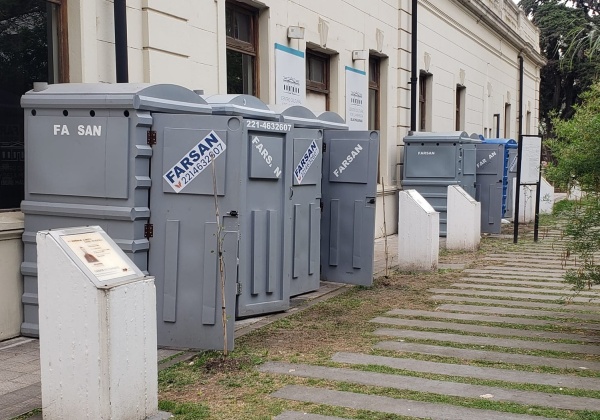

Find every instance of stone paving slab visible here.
[385,308,595,330]
[0,384,41,420]
[464,273,567,282]
[464,270,566,280]
[485,254,565,261]
[373,328,600,355]
[472,266,568,274]
[484,255,569,262]
[370,317,600,342]
[436,304,600,322]
[332,352,600,391]
[429,289,600,304]
[458,278,575,288]
[438,263,466,270]
[272,385,562,419]
[262,362,600,411]
[430,295,600,312]
[274,412,348,420]
[483,258,575,267]
[450,283,600,297]
[374,341,600,371]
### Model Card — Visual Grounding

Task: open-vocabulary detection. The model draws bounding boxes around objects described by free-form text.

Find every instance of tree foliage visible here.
[519,0,600,129]
[546,81,600,288]
[546,82,600,191]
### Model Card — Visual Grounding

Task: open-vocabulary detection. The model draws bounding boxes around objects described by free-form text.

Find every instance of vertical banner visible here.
[275,43,305,106]
[345,66,368,130]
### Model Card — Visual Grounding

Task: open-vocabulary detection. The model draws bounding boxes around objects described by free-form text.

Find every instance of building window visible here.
[455,85,466,131]
[0,0,67,210]
[419,71,432,131]
[526,111,532,135]
[504,103,511,138]
[368,56,380,131]
[226,1,258,95]
[368,56,381,181]
[306,50,329,113]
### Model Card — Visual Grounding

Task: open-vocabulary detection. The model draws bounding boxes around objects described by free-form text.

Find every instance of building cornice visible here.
[454,0,547,67]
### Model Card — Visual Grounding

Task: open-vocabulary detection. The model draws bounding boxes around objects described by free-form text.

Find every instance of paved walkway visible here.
[264,232,600,420]
[0,235,397,420]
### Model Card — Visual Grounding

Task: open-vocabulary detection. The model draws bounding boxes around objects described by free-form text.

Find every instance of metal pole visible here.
[114,0,129,83]
[410,0,418,131]
[513,55,524,243]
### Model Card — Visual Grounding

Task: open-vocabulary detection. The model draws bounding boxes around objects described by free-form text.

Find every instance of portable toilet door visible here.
[271,105,349,296]
[204,94,294,318]
[148,111,240,351]
[475,142,505,234]
[320,130,379,286]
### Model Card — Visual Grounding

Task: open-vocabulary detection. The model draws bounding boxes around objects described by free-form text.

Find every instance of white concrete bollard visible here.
[398,190,439,271]
[514,178,536,224]
[37,226,159,420]
[539,177,555,214]
[446,185,480,251]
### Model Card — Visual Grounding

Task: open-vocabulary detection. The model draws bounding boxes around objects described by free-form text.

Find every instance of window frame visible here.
[306,50,329,94]
[419,71,432,131]
[225,1,259,95]
[368,55,380,131]
[46,0,69,82]
[504,103,512,138]
[455,84,466,131]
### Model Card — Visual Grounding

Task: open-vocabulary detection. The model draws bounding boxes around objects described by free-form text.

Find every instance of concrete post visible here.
[540,177,555,214]
[398,190,439,271]
[446,185,480,251]
[37,226,158,420]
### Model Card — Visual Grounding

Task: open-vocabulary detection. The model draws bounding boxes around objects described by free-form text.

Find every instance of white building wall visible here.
[411,0,542,139]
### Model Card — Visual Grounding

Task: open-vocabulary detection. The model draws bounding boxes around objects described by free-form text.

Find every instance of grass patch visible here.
[158,400,210,419]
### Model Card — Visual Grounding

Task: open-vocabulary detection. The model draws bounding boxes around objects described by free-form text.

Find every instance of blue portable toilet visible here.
[474,137,517,233]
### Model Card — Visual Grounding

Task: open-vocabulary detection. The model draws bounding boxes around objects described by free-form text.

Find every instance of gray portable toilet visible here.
[505,148,518,220]
[320,128,380,286]
[20,83,213,339]
[202,94,294,318]
[269,105,348,296]
[402,131,479,236]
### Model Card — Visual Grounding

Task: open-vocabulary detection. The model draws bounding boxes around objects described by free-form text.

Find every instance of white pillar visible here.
[398,190,439,271]
[446,185,480,251]
[38,226,158,420]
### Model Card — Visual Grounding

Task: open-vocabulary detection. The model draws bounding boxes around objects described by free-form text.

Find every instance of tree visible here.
[519,0,600,130]
[545,82,600,288]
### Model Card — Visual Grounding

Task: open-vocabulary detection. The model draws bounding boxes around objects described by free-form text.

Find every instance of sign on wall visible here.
[275,43,305,106]
[345,66,368,130]
[520,136,542,184]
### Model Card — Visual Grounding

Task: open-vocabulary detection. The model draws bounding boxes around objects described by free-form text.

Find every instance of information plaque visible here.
[62,231,136,282]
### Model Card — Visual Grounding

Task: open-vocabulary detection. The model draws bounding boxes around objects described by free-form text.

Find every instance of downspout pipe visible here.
[410,0,418,131]
[114,0,129,83]
[513,54,524,243]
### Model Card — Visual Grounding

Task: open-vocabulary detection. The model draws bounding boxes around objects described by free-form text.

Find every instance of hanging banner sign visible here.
[520,136,542,184]
[275,43,305,106]
[345,66,368,130]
